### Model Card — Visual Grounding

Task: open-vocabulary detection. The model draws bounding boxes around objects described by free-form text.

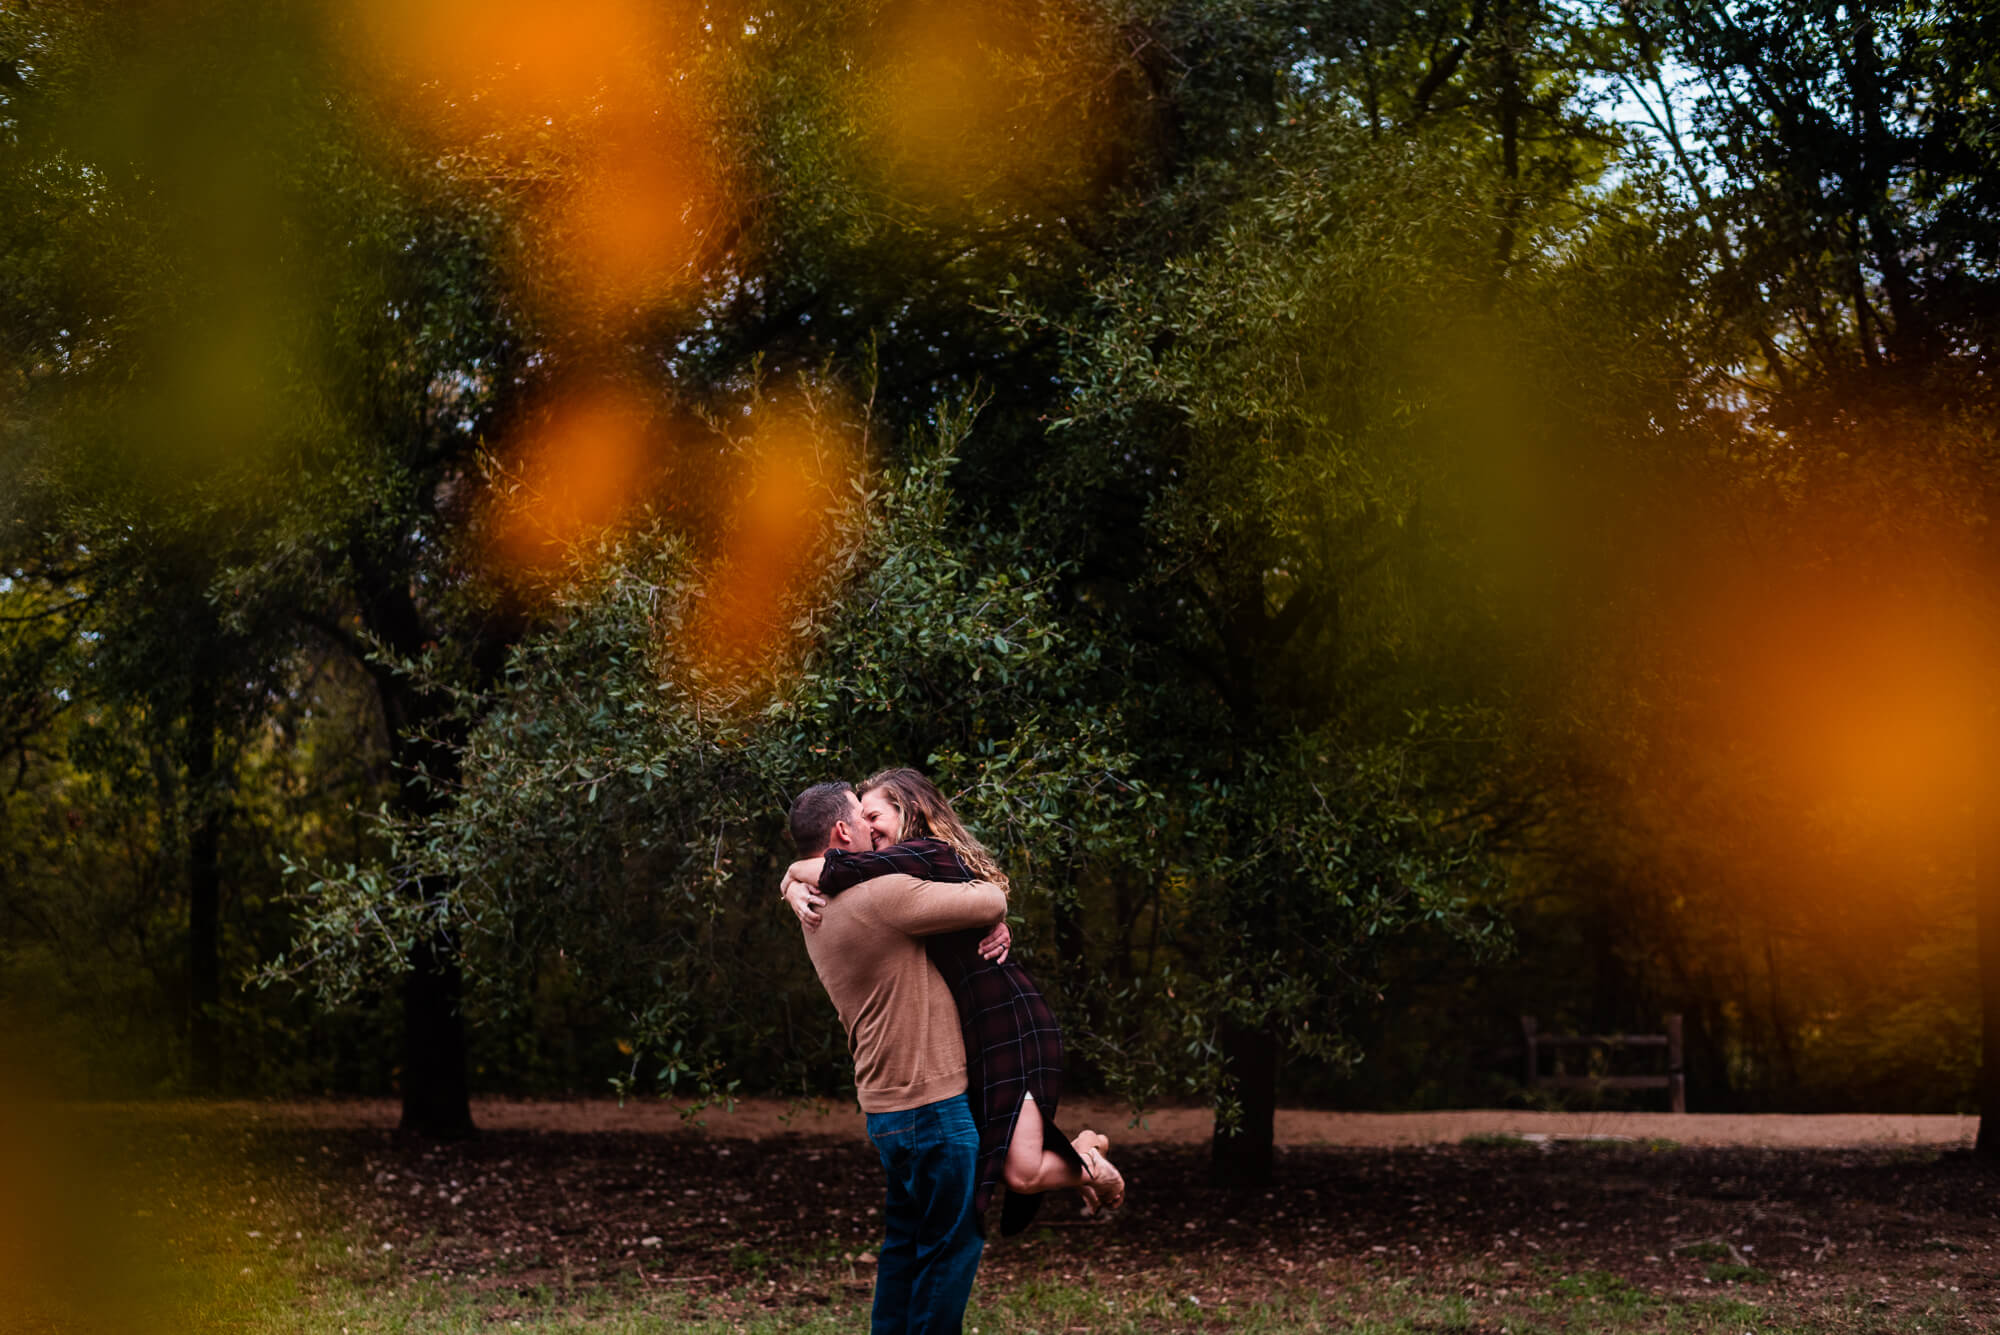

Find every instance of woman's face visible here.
[857,789,903,850]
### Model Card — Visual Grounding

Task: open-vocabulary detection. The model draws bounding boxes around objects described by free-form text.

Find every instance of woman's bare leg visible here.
[1001,1093,1120,1202]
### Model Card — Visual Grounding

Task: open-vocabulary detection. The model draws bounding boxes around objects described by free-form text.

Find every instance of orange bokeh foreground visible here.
[343,0,729,325]
[685,401,859,679]
[0,1081,170,1331]
[338,0,1124,688]
[865,1,1128,210]
[485,384,859,688]
[1621,527,1992,904]
[1694,566,1985,832]
[486,386,664,573]
[528,113,726,319]
[348,0,667,135]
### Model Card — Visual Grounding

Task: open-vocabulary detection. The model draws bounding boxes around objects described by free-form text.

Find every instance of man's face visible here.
[830,792,872,852]
[857,790,901,850]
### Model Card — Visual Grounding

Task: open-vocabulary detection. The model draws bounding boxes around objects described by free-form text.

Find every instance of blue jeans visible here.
[865,1094,984,1335]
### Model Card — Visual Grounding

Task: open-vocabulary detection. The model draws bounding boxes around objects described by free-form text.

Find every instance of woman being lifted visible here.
[783,766,1125,1233]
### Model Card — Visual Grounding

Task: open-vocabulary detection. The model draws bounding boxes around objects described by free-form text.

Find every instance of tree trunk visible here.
[400,920,475,1139]
[386,714,477,1138]
[1210,1019,1279,1186]
[186,682,223,1095]
[356,566,495,1140]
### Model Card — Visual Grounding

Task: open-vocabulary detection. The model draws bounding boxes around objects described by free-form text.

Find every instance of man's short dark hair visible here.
[789,780,856,854]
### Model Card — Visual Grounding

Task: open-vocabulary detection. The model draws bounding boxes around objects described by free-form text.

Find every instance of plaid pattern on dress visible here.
[821,838,1083,1235]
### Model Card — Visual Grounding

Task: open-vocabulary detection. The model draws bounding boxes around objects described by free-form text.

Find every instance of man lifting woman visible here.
[782,767,1124,1334]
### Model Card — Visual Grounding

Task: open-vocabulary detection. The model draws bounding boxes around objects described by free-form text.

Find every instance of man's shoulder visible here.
[838,870,925,897]
[816,871,925,931]
[808,874,932,971]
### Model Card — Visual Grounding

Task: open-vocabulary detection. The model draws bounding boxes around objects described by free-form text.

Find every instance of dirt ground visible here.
[67,1096,1997,1330]
[133,1095,1981,1149]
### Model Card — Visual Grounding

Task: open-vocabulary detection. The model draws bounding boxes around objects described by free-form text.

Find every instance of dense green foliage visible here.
[269,395,1150,1098]
[3,0,1997,1159]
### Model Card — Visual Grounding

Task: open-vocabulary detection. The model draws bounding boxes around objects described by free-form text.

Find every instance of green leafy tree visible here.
[269,390,1151,1101]
[0,2,344,1093]
[0,1,530,1126]
[1611,0,2000,1147]
[1028,125,1502,1180]
[1018,0,1726,1158]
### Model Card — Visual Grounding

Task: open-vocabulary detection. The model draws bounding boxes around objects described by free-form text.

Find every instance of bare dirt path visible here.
[35,1097,1997,1330]
[115,1096,1978,1148]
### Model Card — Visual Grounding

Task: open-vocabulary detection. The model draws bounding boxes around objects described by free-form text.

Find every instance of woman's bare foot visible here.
[1072,1132,1110,1211]
[1080,1147,1125,1211]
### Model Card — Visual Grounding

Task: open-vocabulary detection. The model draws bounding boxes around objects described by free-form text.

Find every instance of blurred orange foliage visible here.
[344,0,730,326]
[524,112,727,320]
[685,399,859,680]
[349,0,661,134]
[0,1084,159,1331]
[1704,571,1984,834]
[865,1,1125,211]
[487,387,660,575]
[1632,525,1990,887]
[875,5,1016,167]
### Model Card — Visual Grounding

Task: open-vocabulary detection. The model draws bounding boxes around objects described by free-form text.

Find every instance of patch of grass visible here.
[271,1274,1335,1333]
[1551,1268,1647,1306]
[1704,1262,1771,1285]
[336,1264,1954,1335]
[281,1277,865,1334]
[1673,1241,1732,1261]
[1702,1297,1768,1326]
[27,1242,1980,1335]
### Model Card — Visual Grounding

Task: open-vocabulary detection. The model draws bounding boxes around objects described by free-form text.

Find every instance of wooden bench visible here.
[1520,1014,1685,1113]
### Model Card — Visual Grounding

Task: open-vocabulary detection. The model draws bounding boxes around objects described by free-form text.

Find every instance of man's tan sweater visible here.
[802,872,1007,1112]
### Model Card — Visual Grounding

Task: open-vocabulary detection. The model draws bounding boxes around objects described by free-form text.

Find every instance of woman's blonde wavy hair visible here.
[860,767,1008,889]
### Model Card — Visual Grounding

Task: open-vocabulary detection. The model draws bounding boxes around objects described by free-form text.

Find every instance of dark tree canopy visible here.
[2,0,1997,1168]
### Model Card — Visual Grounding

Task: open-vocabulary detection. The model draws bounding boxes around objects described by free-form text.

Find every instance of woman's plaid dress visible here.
[821,837,1084,1236]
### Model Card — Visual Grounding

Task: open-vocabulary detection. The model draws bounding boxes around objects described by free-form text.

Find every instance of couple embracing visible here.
[782,767,1125,1335]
